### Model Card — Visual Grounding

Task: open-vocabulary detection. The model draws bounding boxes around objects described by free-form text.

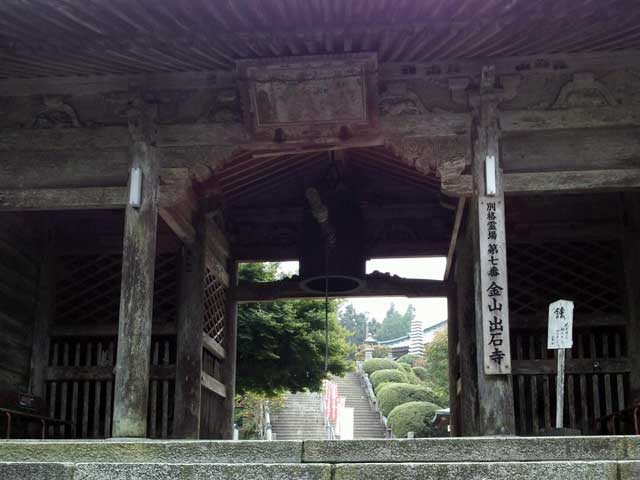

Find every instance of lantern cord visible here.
[324,239,330,373]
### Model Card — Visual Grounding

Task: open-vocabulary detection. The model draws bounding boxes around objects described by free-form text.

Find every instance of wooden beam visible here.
[512,358,630,376]
[174,211,206,439]
[202,334,226,360]
[500,107,640,132]
[50,322,176,337]
[444,197,466,281]
[0,184,183,211]
[45,365,175,382]
[112,103,159,438]
[201,371,226,398]
[443,168,640,197]
[236,275,451,302]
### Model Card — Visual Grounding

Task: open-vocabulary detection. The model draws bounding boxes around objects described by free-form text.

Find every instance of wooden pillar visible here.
[112,100,159,438]
[29,225,54,398]
[455,223,480,436]
[173,210,206,439]
[469,66,516,435]
[217,261,238,439]
[447,281,460,436]
[621,193,640,404]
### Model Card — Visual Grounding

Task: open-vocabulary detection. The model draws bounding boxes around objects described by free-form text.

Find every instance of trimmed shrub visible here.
[397,354,421,366]
[377,383,438,416]
[387,401,441,438]
[412,366,429,381]
[398,362,412,373]
[362,358,400,376]
[370,369,407,391]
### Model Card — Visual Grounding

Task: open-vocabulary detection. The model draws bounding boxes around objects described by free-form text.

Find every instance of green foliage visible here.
[339,304,376,346]
[423,327,449,407]
[387,401,442,438]
[362,358,400,375]
[356,344,390,361]
[397,362,412,373]
[369,369,407,390]
[397,354,421,366]
[236,263,354,395]
[376,303,415,342]
[412,366,429,381]
[376,383,438,416]
[235,391,286,440]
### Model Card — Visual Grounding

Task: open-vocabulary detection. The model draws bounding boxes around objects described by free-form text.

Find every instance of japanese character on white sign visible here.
[547,299,574,350]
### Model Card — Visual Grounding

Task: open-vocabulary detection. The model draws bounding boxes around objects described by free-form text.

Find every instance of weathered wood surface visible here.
[201,371,226,398]
[511,358,631,375]
[28,231,53,397]
[454,220,479,436]
[215,262,238,439]
[444,197,466,281]
[0,183,183,211]
[236,275,451,302]
[50,322,176,337]
[174,211,206,439]
[44,365,175,382]
[500,107,640,132]
[444,168,640,196]
[202,334,226,360]
[511,313,626,329]
[112,104,159,438]
[621,192,640,404]
[470,72,515,434]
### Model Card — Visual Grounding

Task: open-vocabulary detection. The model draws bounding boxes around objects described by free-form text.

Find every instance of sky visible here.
[278,257,448,331]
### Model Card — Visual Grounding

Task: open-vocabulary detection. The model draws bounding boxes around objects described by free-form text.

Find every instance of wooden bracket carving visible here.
[32,95,81,129]
[552,72,617,109]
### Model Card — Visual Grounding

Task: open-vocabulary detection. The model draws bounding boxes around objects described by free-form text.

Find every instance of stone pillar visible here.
[112,99,159,438]
[174,210,206,439]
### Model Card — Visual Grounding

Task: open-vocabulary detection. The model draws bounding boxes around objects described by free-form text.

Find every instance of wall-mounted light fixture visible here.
[128,167,142,208]
[485,155,497,196]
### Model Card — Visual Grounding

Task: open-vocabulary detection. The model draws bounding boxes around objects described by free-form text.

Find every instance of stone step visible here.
[3,437,640,464]
[4,460,638,480]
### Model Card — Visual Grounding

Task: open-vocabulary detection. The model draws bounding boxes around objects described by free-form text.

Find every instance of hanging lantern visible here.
[298,185,366,294]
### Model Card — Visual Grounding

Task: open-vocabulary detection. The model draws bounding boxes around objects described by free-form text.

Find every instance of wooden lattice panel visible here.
[508,241,624,316]
[203,268,226,344]
[54,253,179,325]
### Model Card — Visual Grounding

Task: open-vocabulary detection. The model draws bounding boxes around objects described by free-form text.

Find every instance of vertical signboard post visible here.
[548,299,574,429]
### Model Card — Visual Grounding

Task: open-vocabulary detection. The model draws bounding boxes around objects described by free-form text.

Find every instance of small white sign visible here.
[548,300,574,349]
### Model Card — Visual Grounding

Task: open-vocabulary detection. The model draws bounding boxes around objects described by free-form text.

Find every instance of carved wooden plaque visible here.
[237,53,378,145]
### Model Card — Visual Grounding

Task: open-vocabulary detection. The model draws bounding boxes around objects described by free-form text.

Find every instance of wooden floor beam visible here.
[236,275,451,303]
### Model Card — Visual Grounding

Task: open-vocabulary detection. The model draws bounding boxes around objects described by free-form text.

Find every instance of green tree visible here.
[376,303,414,341]
[236,263,353,396]
[338,303,369,345]
[423,327,449,406]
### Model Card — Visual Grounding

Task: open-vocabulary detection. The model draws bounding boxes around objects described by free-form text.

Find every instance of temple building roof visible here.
[1,0,639,79]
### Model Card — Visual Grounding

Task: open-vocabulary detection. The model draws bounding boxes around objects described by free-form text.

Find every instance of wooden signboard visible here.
[237,53,379,145]
[479,196,512,375]
[548,299,574,428]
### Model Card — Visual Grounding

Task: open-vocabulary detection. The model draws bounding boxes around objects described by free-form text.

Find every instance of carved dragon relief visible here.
[32,96,81,128]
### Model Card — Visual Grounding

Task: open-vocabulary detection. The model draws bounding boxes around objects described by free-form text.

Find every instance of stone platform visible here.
[0,436,639,479]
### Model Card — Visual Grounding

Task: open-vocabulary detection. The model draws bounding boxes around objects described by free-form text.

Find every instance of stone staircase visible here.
[270,391,328,440]
[332,372,386,439]
[1,436,639,479]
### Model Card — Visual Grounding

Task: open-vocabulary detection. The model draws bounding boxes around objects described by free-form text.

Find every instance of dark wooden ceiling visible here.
[1,0,639,79]
[216,146,441,209]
